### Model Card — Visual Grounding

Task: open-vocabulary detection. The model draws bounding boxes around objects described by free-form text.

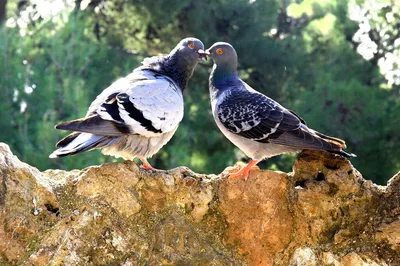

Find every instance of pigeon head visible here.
[141,37,205,90]
[171,37,206,64]
[205,42,238,73]
[165,37,205,89]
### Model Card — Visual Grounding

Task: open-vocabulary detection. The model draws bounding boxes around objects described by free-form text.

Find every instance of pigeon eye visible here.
[216,48,224,55]
[188,42,195,49]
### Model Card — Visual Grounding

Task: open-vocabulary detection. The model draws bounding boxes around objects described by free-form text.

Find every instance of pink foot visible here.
[228,159,260,181]
[139,158,162,171]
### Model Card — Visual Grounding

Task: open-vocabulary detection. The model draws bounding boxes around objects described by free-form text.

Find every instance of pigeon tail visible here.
[55,115,127,136]
[49,133,112,158]
[55,132,80,148]
[269,125,356,158]
[330,149,357,158]
[309,129,356,158]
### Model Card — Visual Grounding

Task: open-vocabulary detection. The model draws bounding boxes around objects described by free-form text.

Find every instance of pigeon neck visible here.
[161,54,196,90]
[142,54,195,90]
[210,64,239,87]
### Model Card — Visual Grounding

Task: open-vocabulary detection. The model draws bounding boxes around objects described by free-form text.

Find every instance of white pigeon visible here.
[205,42,355,180]
[50,38,206,170]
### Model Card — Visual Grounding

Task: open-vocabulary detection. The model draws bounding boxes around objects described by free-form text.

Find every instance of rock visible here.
[74,163,142,218]
[321,252,340,266]
[340,252,367,266]
[376,171,400,252]
[0,143,59,264]
[376,220,400,250]
[339,252,387,266]
[289,247,316,266]
[219,170,292,265]
[0,143,399,265]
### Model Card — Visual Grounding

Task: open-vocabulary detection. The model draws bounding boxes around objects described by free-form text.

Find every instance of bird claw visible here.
[222,160,260,181]
[139,164,157,171]
[221,164,244,179]
[223,164,243,173]
[139,158,163,172]
[228,168,251,181]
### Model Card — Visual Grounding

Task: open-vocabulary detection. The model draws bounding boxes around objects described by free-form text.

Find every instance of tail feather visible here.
[330,149,357,158]
[49,133,113,158]
[56,132,80,148]
[55,115,127,136]
[310,129,347,148]
[270,126,356,158]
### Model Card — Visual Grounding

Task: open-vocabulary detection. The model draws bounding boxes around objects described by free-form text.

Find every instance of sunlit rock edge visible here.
[0,142,398,266]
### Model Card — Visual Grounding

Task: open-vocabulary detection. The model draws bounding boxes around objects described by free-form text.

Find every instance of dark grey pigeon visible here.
[50,38,206,170]
[204,42,356,180]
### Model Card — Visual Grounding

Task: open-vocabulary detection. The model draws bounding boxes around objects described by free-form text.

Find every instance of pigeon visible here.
[50,37,206,170]
[204,42,356,180]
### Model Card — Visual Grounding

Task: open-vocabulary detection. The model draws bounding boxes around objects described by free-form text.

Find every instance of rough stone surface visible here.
[0,143,399,265]
[289,247,316,266]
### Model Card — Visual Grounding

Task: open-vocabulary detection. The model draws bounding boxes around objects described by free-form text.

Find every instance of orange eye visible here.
[216,48,224,54]
[188,42,195,49]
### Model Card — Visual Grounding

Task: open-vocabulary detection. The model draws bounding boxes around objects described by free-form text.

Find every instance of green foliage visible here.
[0,12,139,170]
[0,0,399,184]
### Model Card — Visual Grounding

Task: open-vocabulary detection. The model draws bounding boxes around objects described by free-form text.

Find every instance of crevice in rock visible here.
[323,161,341,170]
[316,172,325,182]
[347,170,353,175]
[328,183,339,196]
[45,203,60,216]
[295,179,307,188]
[0,169,7,205]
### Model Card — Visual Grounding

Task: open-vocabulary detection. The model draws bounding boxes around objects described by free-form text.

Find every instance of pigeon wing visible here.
[217,89,350,152]
[217,90,301,142]
[96,72,184,137]
[56,71,184,138]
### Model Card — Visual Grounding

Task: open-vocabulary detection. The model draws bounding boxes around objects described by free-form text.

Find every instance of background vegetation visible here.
[0,0,399,184]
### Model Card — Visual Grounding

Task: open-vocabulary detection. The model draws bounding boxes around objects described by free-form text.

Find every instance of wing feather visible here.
[56,70,184,138]
[55,115,129,136]
[214,79,355,157]
[94,71,184,137]
[217,90,301,141]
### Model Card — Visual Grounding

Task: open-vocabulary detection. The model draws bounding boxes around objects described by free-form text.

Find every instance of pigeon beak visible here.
[197,49,209,62]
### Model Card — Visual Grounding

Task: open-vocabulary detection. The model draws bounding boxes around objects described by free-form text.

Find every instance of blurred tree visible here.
[0,0,6,24]
[0,0,399,184]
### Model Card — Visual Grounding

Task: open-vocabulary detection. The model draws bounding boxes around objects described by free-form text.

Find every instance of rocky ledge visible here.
[0,142,399,265]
